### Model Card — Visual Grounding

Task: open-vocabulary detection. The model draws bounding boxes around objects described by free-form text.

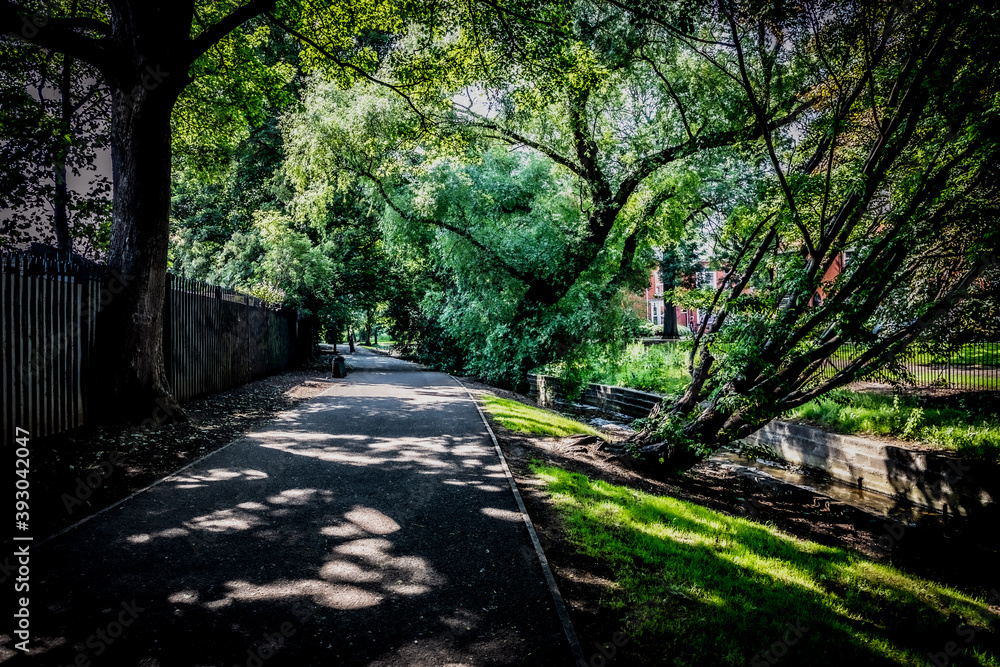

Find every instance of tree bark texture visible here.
[93,81,180,419]
[90,3,192,421]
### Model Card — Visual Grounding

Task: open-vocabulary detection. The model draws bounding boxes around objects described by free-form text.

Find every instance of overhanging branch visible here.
[264,10,430,125]
[1,0,113,77]
[188,0,276,63]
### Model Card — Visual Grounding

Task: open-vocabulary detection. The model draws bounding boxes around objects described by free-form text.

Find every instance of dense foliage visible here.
[4,0,997,456]
[277,0,1000,468]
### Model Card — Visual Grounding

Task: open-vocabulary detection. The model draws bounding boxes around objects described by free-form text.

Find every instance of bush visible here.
[537,341,692,397]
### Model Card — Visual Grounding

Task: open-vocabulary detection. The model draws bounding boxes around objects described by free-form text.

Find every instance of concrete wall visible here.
[746,421,998,517]
[527,373,997,517]
[526,374,662,420]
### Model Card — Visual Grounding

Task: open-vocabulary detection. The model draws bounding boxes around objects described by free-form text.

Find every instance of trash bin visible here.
[332,355,347,378]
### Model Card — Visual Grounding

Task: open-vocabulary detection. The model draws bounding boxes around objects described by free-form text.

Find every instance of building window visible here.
[697,270,717,290]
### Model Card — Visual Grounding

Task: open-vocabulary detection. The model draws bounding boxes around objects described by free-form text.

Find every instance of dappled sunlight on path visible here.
[25,349,570,667]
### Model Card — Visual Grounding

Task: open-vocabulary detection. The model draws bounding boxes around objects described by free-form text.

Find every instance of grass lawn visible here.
[592,342,692,395]
[531,463,1000,666]
[479,395,607,440]
[824,344,1000,390]
[787,390,1000,462]
[822,366,1000,392]
[536,340,999,456]
[939,345,1000,366]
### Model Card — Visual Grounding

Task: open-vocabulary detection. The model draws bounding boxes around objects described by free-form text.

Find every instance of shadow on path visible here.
[17,351,570,666]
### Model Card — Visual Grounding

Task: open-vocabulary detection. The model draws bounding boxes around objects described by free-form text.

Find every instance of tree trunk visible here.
[52,55,73,253]
[93,79,183,423]
[661,300,678,338]
[52,156,71,252]
[1,0,280,427]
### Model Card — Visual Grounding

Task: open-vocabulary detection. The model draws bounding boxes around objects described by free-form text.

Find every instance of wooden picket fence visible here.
[164,274,301,402]
[1,253,97,445]
[1,252,306,445]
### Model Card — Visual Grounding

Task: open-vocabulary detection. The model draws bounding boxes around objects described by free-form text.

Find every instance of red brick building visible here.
[634,264,728,331]
[633,253,849,330]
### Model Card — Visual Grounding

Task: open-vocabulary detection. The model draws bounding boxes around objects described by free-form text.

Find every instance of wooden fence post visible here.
[163,272,173,385]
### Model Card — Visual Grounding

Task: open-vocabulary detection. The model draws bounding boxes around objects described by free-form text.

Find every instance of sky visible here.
[0,72,113,258]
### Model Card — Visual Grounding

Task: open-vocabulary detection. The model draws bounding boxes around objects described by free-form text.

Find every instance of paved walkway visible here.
[22,350,571,666]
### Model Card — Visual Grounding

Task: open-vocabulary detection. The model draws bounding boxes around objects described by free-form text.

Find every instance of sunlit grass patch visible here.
[591,342,692,395]
[530,463,1000,666]
[787,390,1000,462]
[479,395,606,440]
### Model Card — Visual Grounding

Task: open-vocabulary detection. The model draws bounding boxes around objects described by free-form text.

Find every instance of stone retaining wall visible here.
[746,421,998,516]
[526,374,662,420]
[527,373,997,517]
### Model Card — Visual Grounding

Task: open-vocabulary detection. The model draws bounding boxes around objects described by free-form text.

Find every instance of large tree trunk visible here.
[93,75,184,423]
[1,0,276,426]
[52,156,71,252]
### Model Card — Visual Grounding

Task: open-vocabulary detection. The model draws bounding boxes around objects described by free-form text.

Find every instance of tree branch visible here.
[188,0,275,63]
[1,0,113,76]
[45,16,110,35]
[264,11,433,125]
[612,97,815,214]
[723,4,814,256]
[361,165,545,289]
[455,109,585,177]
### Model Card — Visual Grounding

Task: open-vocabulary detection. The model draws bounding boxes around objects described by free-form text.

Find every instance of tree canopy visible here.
[3,0,997,462]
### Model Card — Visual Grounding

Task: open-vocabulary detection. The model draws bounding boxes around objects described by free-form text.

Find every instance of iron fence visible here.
[818,341,1000,391]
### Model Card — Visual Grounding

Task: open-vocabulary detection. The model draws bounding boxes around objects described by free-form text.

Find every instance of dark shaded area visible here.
[25,368,334,539]
[12,352,569,666]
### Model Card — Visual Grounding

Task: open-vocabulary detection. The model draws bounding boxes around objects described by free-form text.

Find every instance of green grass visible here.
[592,342,692,395]
[829,344,999,367]
[890,371,998,391]
[531,463,1000,666]
[825,344,1000,390]
[822,365,999,391]
[537,341,693,397]
[479,395,606,440]
[787,391,1000,462]
[934,345,999,366]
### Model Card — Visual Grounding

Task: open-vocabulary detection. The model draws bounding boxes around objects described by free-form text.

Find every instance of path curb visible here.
[453,377,586,666]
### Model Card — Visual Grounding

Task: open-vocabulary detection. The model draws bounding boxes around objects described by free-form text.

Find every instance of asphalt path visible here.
[14,350,572,666]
